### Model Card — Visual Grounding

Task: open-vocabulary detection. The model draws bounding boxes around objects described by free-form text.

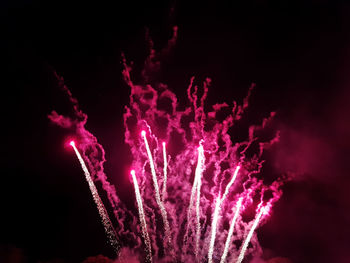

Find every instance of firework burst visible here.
[49,27,285,262]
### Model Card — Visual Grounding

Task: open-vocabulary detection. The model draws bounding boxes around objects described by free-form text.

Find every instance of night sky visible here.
[2,0,350,262]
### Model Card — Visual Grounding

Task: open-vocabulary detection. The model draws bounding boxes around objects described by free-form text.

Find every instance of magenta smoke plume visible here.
[49,26,285,262]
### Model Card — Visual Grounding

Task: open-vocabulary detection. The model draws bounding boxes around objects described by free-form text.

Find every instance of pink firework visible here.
[49,27,285,262]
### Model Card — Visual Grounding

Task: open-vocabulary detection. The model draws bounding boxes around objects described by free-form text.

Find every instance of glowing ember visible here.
[50,27,285,262]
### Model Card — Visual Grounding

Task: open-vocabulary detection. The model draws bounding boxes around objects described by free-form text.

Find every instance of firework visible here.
[141,130,173,257]
[220,197,243,263]
[208,196,222,263]
[50,27,285,262]
[162,142,168,201]
[69,141,120,255]
[208,166,240,263]
[131,170,153,263]
[194,144,205,259]
[182,143,205,259]
[236,206,266,263]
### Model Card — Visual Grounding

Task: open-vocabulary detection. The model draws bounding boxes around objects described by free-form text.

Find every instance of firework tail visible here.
[222,166,241,201]
[70,141,120,256]
[162,142,167,201]
[194,145,204,260]
[183,143,205,258]
[235,206,266,263]
[141,131,174,257]
[220,197,243,263]
[208,166,240,263]
[208,196,222,263]
[131,170,153,263]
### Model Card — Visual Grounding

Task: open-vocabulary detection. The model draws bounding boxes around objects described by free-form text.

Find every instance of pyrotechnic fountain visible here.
[49,27,284,262]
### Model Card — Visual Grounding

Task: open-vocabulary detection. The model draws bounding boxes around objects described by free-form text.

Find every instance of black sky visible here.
[2,1,350,262]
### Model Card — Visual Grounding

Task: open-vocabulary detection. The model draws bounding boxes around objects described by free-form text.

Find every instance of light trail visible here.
[220,197,243,263]
[70,141,120,255]
[141,131,173,255]
[131,170,153,263]
[208,166,241,263]
[183,144,205,257]
[235,206,266,263]
[190,144,205,259]
[162,142,167,201]
[222,166,241,201]
[195,152,203,261]
[208,196,222,263]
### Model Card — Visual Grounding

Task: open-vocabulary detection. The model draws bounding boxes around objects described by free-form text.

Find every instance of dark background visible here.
[2,0,350,262]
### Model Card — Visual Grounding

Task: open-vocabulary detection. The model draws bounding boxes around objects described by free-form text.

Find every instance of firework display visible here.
[49,28,284,262]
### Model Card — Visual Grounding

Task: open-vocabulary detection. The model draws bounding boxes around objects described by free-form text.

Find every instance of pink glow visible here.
[50,26,286,262]
[262,206,269,215]
[129,169,136,180]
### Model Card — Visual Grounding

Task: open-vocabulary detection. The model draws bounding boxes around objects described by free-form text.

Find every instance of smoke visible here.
[0,245,27,263]
[114,248,141,263]
[49,26,292,262]
[250,257,292,263]
[82,255,114,263]
[120,26,287,262]
[256,58,350,262]
[80,249,141,263]
[272,123,337,181]
[48,72,140,248]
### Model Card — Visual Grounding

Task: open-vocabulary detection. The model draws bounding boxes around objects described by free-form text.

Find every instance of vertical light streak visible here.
[183,144,205,257]
[208,196,222,263]
[131,170,153,263]
[141,131,173,254]
[195,150,203,260]
[208,166,240,263]
[70,141,120,255]
[222,166,241,201]
[220,197,243,263]
[162,142,167,201]
[235,206,265,263]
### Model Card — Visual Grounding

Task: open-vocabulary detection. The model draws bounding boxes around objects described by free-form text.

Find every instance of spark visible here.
[162,142,167,201]
[235,206,266,263]
[131,170,153,263]
[220,197,243,263]
[141,131,173,255]
[208,166,241,263]
[70,142,120,255]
